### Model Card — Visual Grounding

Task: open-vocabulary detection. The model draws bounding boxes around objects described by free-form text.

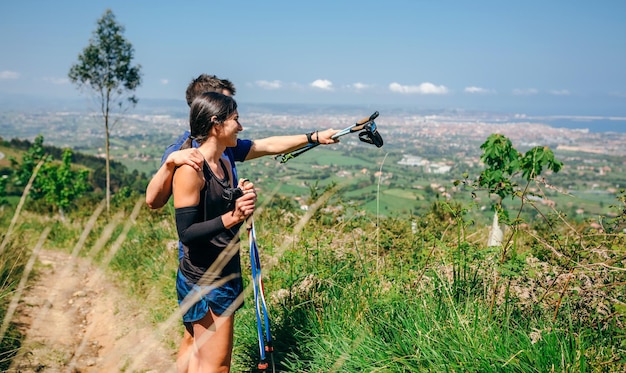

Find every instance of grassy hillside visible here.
[0,137,150,202]
[1,132,625,371]
[0,144,23,168]
[1,183,625,371]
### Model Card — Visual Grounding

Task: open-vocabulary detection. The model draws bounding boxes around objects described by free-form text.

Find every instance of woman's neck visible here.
[198,139,226,164]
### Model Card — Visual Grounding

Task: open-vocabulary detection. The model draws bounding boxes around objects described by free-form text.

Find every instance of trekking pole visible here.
[248,218,275,372]
[276,111,383,163]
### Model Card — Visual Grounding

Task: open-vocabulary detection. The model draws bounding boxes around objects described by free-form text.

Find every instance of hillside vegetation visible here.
[1,134,625,372]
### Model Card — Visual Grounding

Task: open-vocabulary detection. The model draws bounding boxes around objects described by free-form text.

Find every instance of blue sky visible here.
[1,0,625,115]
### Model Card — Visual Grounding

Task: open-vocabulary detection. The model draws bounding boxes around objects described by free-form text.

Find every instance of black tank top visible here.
[180,159,242,285]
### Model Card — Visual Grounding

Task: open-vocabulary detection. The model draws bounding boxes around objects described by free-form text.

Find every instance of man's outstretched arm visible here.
[245,128,338,160]
[145,148,204,209]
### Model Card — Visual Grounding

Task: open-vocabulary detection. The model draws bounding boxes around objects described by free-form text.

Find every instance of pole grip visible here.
[356,111,379,125]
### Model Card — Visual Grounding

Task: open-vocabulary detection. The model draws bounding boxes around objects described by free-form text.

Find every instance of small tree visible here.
[68,9,142,212]
[39,148,90,219]
[0,175,8,207]
[476,133,563,221]
[9,134,49,200]
[9,135,90,218]
[463,133,563,316]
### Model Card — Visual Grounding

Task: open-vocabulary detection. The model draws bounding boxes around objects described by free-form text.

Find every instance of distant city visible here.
[2,102,626,157]
[1,96,625,134]
[2,100,625,219]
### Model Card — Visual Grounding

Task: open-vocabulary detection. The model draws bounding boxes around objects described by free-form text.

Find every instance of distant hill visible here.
[0,137,149,196]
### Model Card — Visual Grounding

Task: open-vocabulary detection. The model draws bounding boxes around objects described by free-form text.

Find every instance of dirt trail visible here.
[9,249,177,372]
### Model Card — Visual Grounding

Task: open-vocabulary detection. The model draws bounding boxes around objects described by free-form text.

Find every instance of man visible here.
[145,74,338,372]
[146,74,338,209]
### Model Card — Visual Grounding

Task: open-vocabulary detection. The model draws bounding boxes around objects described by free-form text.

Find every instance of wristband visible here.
[306,131,315,144]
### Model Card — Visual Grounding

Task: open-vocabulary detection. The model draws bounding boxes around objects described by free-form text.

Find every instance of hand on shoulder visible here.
[166,148,204,171]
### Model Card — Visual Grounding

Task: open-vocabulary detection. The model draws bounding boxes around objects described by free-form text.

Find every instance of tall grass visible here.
[0,160,47,370]
[0,237,27,371]
[1,185,624,371]
[228,192,625,372]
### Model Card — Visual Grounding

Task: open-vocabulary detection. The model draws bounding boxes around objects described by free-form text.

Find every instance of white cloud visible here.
[512,88,539,95]
[549,89,570,96]
[256,80,282,90]
[350,82,370,91]
[0,70,20,80]
[464,86,494,94]
[160,79,169,85]
[43,76,68,85]
[389,82,448,95]
[310,79,334,91]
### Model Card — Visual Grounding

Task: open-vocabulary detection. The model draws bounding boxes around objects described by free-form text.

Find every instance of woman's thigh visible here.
[192,309,235,369]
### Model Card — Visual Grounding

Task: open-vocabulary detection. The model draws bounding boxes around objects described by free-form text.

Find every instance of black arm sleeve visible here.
[175,205,226,245]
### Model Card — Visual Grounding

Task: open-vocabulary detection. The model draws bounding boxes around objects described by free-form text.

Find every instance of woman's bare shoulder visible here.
[173,164,204,195]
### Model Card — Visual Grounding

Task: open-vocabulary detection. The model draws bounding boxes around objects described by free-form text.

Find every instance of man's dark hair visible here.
[185,74,236,106]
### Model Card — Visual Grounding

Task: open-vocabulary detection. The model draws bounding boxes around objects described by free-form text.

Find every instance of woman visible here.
[173,91,256,372]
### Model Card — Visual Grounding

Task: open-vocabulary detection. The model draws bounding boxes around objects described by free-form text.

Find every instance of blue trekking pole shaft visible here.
[249,221,265,356]
[248,220,275,372]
